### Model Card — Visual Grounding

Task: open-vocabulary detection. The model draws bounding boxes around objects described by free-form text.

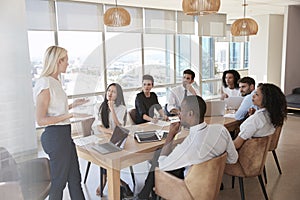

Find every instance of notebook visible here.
[91,126,130,154]
[205,100,226,116]
[225,96,244,110]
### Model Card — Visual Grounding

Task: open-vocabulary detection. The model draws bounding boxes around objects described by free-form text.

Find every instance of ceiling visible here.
[81,0,300,23]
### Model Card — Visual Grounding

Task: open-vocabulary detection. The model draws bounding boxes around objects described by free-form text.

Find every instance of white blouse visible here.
[33,76,70,125]
[222,86,240,97]
[238,108,275,140]
[92,103,127,134]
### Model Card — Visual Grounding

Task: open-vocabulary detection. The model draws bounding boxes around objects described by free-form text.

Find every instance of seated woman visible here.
[220,69,241,100]
[234,83,287,149]
[93,83,126,135]
[93,83,132,197]
[135,74,167,124]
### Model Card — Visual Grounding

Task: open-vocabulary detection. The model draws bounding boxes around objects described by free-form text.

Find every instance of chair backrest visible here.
[80,117,95,137]
[238,135,272,177]
[269,126,282,151]
[184,152,227,200]
[154,153,227,200]
[18,157,51,200]
[128,108,137,124]
[0,147,20,182]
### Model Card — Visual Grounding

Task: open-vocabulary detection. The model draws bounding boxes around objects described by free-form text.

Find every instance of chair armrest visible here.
[154,167,192,200]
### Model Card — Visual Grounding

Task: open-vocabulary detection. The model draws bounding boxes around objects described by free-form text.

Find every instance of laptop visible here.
[205,100,226,116]
[81,117,95,137]
[224,96,244,110]
[91,126,130,154]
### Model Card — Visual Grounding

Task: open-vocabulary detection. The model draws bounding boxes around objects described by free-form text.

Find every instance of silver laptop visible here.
[225,96,244,110]
[91,126,130,154]
[81,117,95,137]
[205,100,226,116]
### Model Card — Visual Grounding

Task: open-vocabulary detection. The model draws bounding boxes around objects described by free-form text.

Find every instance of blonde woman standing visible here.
[33,46,88,200]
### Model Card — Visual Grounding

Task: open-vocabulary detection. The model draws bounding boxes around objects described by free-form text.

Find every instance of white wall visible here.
[0,0,37,154]
[249,14,284,86]
[283,5,300,94]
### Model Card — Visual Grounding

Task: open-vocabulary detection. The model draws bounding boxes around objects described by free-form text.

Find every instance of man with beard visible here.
[235,76,257,120]
[133,95,238,200]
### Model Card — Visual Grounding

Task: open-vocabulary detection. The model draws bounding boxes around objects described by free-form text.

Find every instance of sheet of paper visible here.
[223,113,236,118]
[73,135,103,146]
[148,120,171,127]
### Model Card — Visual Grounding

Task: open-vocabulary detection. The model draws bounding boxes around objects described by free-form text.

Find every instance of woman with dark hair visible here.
[221,69,241,100]
[234,83,287,149]
[93,83,133,196]
[94,83,126,134]
[135,74,167,124]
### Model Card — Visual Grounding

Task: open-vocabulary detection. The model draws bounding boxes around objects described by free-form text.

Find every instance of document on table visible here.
[148,120,171,127]
[74,135,103,146]
[223,113,236,118]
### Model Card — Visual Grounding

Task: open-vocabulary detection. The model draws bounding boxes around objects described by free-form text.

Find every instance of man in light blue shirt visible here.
[235,77,257,120]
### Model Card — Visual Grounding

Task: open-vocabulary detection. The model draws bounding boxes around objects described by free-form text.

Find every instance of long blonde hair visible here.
[40,46,67,77]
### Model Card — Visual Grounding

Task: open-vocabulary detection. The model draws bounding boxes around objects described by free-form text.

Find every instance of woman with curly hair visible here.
[234,83,287,149]
[221,69,241,100]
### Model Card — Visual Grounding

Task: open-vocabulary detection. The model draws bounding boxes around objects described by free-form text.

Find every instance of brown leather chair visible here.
[129,108,137,124]
[224,135,272,200]
[155,153,227,200]
[263,126,283,184]
[0,147,51,200]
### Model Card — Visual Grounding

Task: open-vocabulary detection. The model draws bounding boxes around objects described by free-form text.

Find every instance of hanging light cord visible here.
[242,0,248,18]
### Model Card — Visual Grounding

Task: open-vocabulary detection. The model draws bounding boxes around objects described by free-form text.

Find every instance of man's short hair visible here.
[142,74,154,84]
[183,69,195,80]
[238,76,255,86]
[183,95,206,122]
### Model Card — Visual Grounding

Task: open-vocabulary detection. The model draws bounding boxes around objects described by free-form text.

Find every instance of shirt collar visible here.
[256,108,266,113]
[190,122,208,133]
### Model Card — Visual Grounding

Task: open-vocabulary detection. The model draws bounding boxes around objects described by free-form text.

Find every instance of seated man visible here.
[167,69,200,116]
[235,76,258,120]
[134,95,238,200]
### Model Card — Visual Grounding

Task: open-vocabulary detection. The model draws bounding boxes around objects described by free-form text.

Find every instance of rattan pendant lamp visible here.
[103,0,131,27]
[182,0,220,15]
[231,0,258,36]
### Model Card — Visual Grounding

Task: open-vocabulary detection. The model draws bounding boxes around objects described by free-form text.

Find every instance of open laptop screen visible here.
[110,126,130,148]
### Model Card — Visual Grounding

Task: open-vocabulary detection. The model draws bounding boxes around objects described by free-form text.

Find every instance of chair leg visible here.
[258,175,269,200]
[263,165,267,184]
[83,161,91,184]
[232,176,235,188]
[99,167,107,197]
[130,166,136,191]
[238,177,245,200]
[272,150,282,174]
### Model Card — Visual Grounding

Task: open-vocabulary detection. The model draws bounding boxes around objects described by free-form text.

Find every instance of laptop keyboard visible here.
[92,142,122,154]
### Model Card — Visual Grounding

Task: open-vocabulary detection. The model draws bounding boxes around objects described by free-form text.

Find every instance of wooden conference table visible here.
[76,116,241,199]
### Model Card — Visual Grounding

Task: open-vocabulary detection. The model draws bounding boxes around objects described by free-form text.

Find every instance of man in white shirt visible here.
[167,69,200,116]
[235,77,257,120]
[135,95,238,200]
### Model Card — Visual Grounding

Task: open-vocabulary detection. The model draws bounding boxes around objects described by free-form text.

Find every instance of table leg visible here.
[107,167,120,200]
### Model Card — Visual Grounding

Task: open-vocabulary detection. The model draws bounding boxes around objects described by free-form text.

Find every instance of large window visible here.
[144,34,174,85]
[105,32,142,89]
[57,31,104,95]
[27,31,55,87]
[26,0,249,103]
